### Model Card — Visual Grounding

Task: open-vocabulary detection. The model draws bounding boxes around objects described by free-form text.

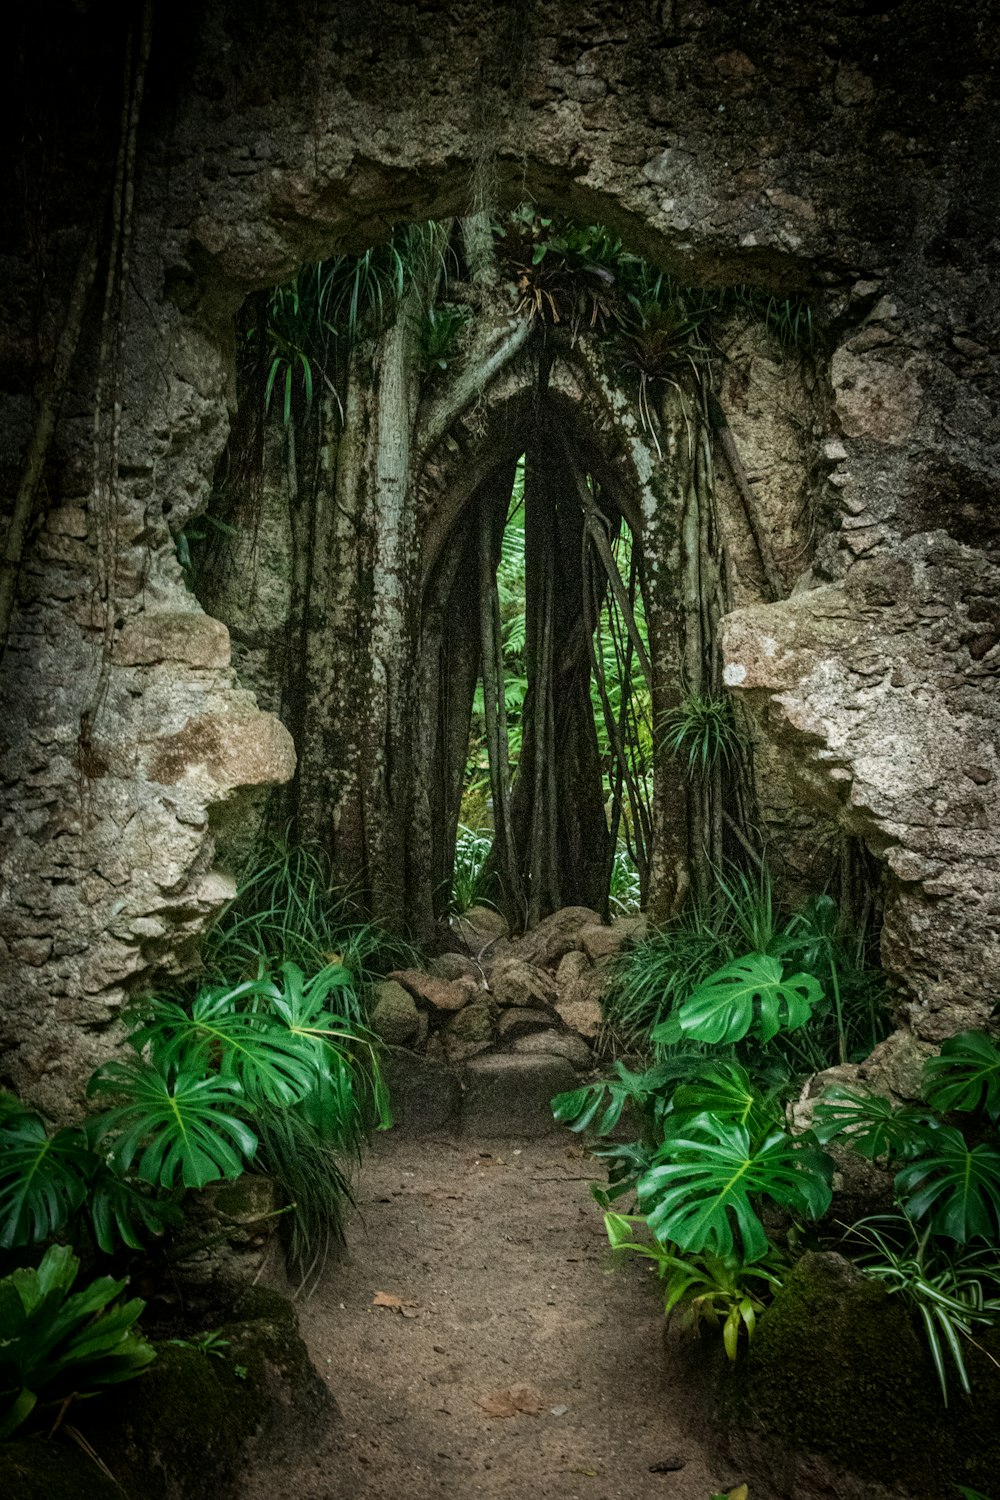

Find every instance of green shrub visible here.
[0,1245,154,1439]
[0,1107,176,1254]
[604,1211,784,1360]
[605,879,887,1071]
[0,962,389,1275]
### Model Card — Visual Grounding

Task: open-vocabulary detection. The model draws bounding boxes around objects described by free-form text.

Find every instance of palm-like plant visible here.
[204,835,412,998]
[0,1245,155,1439]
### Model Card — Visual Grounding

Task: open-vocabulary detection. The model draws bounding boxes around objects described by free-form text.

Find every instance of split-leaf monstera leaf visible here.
[638,1113,833,1260]
[652,952,823,1047]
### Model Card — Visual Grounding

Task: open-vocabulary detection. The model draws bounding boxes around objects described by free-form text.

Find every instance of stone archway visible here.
[3,0,999,1112]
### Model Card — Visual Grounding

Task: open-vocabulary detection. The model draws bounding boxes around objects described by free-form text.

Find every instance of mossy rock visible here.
[0,1435,121,1499]
[54,1285,337,1500]
[724,1251,1000,1500]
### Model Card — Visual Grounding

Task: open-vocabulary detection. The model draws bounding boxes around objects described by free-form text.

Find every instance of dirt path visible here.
[246,1132,738,1500]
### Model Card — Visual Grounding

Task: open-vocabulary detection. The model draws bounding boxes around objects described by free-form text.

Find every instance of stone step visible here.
[380,1046,579,1139]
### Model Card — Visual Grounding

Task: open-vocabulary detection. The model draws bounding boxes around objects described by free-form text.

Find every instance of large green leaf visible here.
[812,1088,937,1162]
[551,1059,696,1138]
[86,1161,180,1254]
[257,963,392,1134]
[638,1113,833,1260]
[131,985,322,1107]
[662,952,823,1046]
[88,1060,258,1189]
[666,1062,784,1145]
[922,1031,1000,1122]
[0,1114,94,1249]
[895,1127,1000,1242]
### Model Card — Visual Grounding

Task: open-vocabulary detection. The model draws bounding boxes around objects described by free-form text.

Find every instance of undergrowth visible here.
[202,835,415,1003]
[603,869,887,1073]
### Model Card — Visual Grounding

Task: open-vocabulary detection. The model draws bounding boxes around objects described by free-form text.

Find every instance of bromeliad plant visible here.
[604,1210,785,1360]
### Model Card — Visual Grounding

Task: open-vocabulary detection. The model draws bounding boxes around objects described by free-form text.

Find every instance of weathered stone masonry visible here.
[1,1,997,1111]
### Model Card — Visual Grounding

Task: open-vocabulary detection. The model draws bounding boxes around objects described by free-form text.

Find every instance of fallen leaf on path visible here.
[371,1291,419,1313]
[476,1383,547,1418]
[476,1392,518,1418]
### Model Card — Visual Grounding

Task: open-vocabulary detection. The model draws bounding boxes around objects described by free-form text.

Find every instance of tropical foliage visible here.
[842,1216,1000,1406]
[0,1245,154,1439]
[0,960,389,1280]
[604,1211,784,1360]
[605,877,886,1070]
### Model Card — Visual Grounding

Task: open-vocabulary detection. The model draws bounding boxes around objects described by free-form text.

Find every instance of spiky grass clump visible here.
[204,837,415,1012]
[659,692,743,775]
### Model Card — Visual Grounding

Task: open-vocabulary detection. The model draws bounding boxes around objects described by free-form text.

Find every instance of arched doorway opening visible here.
[189,208,827,947]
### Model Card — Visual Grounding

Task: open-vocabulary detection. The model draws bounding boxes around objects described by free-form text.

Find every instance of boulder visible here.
[489,957,559,1010]
[556,966,610,1041]
[511,1030,594,1071]
[496,1006,557,1043]
[611,913,651,947]
[725,1251,1000,1499]
[428,952,480,983]
[460,1053,578,1137]
[380,1045,462,1133]
[554,997,603,1040]
[516,906,604,968]
[66,1286,336,1500]
[556,949,591,983]
[370,981,420,1046]
[441,1000,497,1062]
[860,1028,936,1101]
[578,921,627,963]
[388,967,473,1014]
[452,904,509,952]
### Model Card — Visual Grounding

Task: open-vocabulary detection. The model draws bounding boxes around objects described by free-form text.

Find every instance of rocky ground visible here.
[368,905,646,1136]
[242,1130,733,1500]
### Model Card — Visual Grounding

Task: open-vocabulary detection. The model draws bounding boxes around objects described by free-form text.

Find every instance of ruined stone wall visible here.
[1,0,998,1110]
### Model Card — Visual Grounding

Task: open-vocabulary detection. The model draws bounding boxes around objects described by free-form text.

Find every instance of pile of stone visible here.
[369,904,649,1075]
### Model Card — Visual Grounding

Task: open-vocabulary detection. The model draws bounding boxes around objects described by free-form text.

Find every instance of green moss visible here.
[71,1288,335,1498]
[0,1436,120,1499]
[82,1344,244,1499]
[726,1251,1000,1500]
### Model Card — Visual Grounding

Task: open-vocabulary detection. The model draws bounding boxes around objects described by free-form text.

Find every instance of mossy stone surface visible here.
[725,1251,1000,1500]
[0,1436,120,1499]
